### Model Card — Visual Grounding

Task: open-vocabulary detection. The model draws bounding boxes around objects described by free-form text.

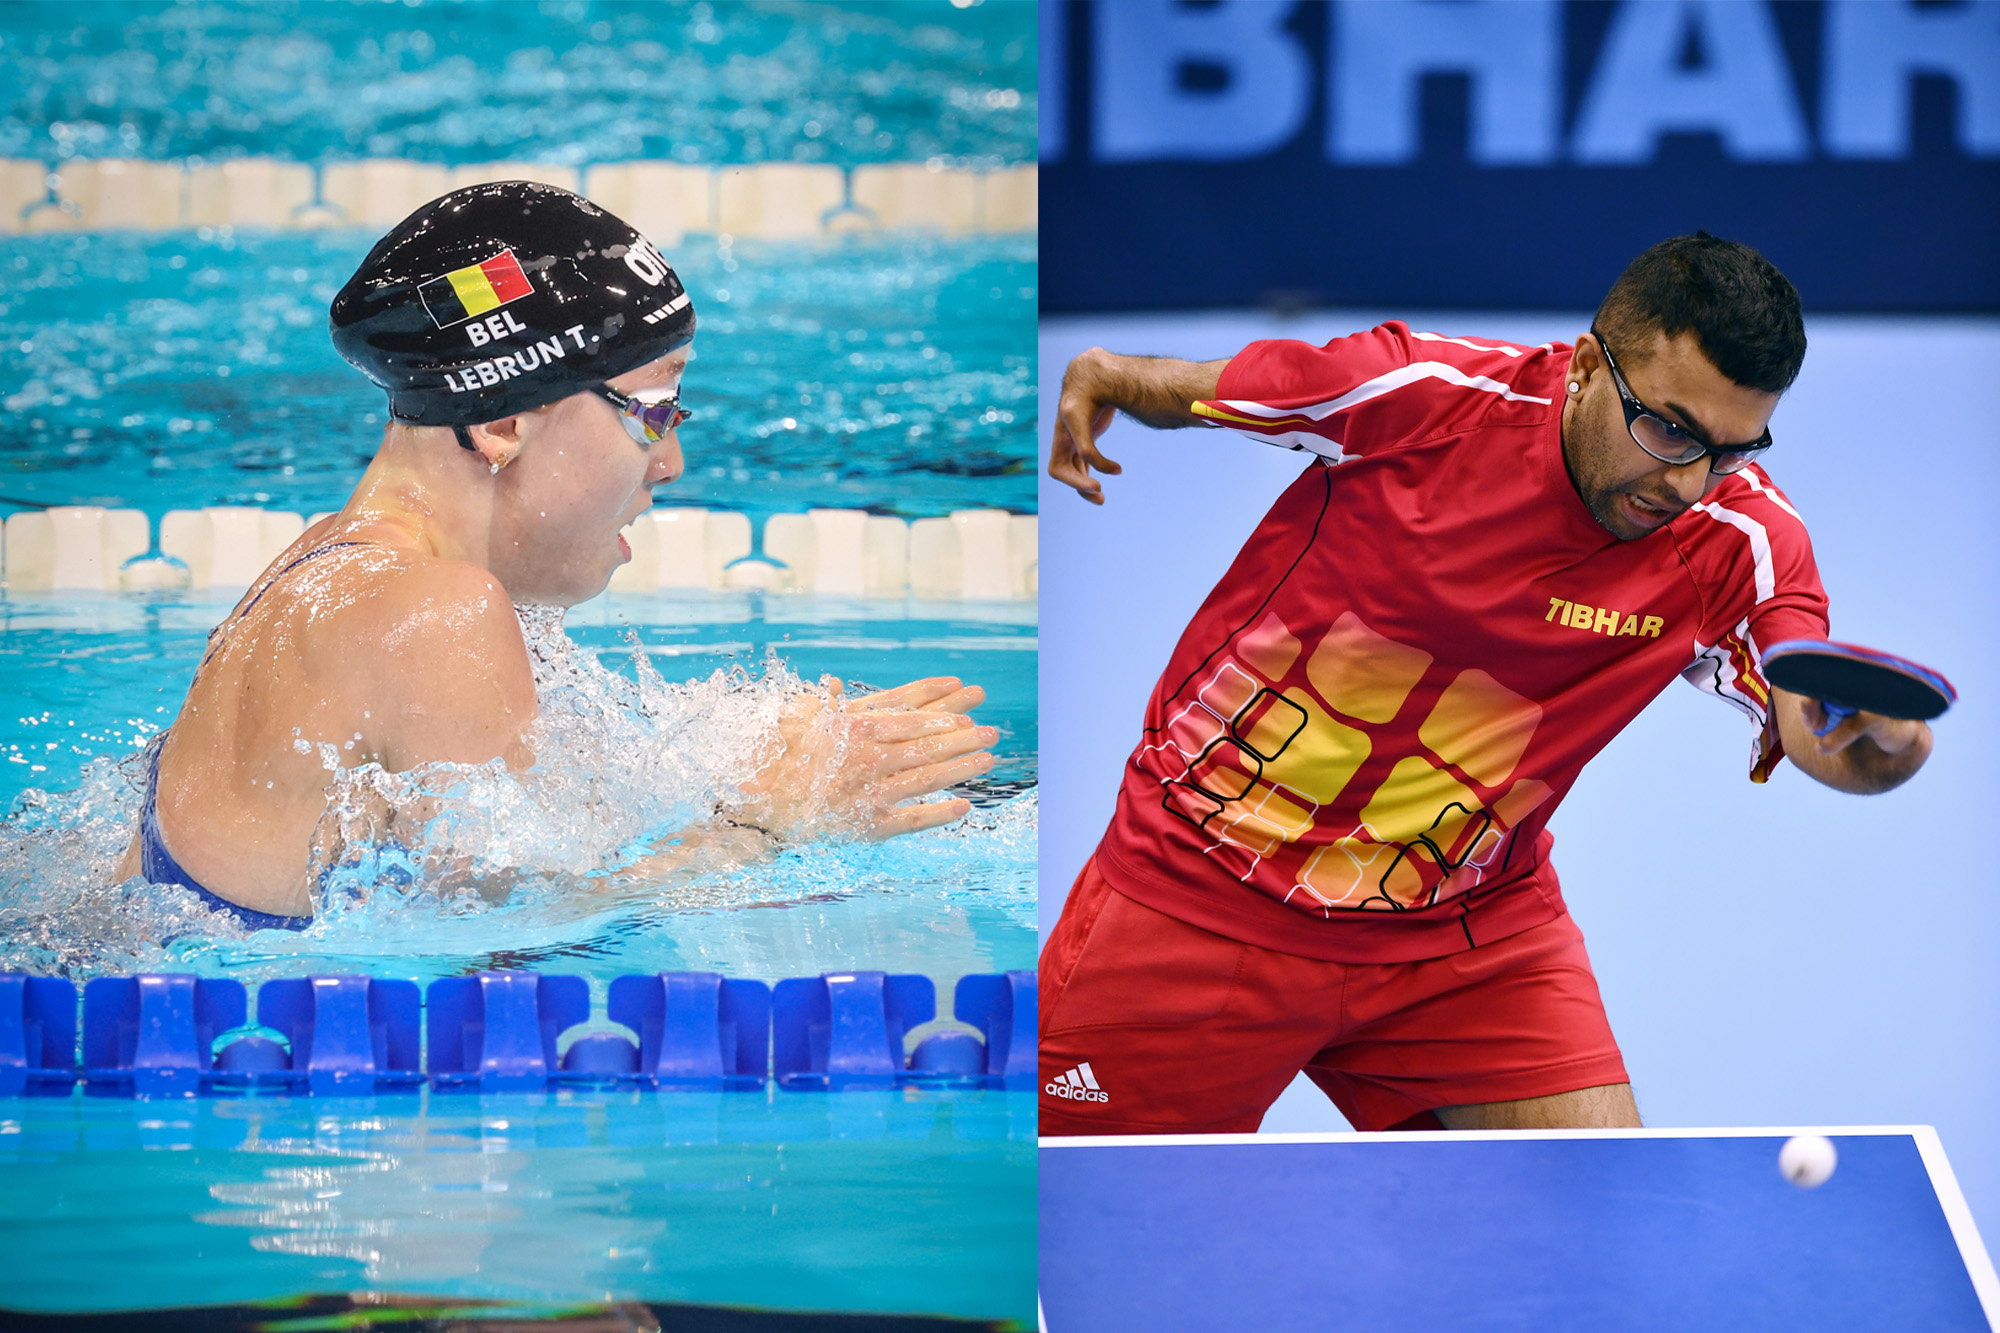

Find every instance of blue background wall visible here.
[1040,0,2000,312]
[1037,0,2000,1234]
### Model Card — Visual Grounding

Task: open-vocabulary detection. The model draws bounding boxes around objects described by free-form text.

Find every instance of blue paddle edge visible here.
[1762,639,1957,737]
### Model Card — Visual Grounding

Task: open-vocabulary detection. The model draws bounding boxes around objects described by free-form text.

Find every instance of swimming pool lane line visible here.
[0,967,1036,1098]
[0,158,1039,242]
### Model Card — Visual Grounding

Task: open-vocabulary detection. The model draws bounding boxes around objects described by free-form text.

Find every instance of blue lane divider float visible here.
[0,973,80,1097]
[0,968,1035,1097]
[223,975,426,1094]
[952,970,1036,1090]
[771,969,1036,1090]
[81,974,244,1097]
[774,971,935,1089]
[428,971,590,1092]
[602,971,770,1087]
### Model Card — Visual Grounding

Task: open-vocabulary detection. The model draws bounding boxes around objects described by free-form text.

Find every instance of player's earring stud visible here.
[1568,382,1580,394]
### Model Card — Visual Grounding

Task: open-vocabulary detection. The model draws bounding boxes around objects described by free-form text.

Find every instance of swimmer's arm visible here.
[608,676,998,885]
[603,821,778,885]
[1049,348,1230,505]
[280,565,537,907]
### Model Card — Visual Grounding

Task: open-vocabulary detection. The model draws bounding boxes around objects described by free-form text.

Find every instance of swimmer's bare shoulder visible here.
[117,528,538,908]
[310,536,539,774]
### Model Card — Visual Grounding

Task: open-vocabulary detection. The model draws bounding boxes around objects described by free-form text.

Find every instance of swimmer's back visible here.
[119,515,538,916]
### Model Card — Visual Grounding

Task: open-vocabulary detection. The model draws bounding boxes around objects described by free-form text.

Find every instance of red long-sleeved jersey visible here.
[1093,322,1829,963]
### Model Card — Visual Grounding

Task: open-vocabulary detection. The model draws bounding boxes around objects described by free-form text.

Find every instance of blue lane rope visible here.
[0,969,1035,1097]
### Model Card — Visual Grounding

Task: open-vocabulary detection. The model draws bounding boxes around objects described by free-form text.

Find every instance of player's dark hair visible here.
[1593,232,1805,393]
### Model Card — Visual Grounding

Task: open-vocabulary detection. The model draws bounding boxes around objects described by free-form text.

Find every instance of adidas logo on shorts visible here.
[1046,1062,1109,1103]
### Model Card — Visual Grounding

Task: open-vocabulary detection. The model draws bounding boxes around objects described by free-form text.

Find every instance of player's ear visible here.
[1567,333,1605,397]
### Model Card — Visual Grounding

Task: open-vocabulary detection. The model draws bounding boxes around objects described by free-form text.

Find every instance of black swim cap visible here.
[329,181,697,431]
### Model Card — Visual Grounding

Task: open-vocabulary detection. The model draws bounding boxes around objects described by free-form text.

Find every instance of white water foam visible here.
[0,608,1033,978]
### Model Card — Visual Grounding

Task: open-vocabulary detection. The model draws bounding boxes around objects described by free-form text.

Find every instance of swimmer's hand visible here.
[737,675,996,841]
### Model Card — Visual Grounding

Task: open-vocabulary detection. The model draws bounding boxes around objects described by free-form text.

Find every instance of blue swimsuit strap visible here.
[202,540,374,665]
[148,540,374,932]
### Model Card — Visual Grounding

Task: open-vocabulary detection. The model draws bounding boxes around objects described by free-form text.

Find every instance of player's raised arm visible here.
[1049,348,1230,505]
[1770,688,1933,795]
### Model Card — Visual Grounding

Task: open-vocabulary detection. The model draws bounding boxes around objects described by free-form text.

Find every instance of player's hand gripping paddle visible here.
[1763,640,1957,737]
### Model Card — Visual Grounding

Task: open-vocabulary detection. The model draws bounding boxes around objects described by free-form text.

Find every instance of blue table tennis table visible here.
[1040,1127,2000,1331]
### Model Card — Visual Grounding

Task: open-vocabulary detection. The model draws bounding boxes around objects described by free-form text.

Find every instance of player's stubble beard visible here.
[1558,386,1683,543]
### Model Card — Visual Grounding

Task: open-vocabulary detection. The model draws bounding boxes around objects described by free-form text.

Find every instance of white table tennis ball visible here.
[1779,1134,1838,1188]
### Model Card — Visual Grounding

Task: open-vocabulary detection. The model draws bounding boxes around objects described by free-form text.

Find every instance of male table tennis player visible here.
[1039,233,1933,1133]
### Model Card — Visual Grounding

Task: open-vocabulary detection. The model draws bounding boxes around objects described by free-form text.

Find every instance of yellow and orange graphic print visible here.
[1141,610,1554,912]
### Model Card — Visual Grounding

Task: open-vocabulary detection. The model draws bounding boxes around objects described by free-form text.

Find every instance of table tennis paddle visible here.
[1762,639,1957,736]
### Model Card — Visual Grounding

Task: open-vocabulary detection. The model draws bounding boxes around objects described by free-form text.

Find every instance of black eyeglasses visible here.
[592,382,693,447]
[1591,327,1771,476]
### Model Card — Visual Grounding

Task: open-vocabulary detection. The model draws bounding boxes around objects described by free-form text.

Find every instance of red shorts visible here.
[1039,857,1629,1134]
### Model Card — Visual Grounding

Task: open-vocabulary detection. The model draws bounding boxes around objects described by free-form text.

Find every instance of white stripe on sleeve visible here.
[1691,499,1776,603]
[1410,331,1524,357]
[1736,466,1803,523]
[1209,360,1552,457]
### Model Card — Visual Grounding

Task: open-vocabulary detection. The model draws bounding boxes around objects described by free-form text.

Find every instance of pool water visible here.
[0,585,1035,1321]
[1,2,1036,1319]
[0,1,1036,172]
[0,1085,1034,1319]
[0,229,1037,526]
[0,591,1036,979]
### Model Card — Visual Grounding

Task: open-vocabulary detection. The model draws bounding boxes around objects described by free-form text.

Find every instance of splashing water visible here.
[308,606,811,904]
[0,607,1035,981]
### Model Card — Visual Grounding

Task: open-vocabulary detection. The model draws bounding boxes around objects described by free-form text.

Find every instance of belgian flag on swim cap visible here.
[418,249,535,329]
[329,181,697,428]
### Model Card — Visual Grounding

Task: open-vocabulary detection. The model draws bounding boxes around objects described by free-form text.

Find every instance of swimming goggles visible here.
[591,382,693,446]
